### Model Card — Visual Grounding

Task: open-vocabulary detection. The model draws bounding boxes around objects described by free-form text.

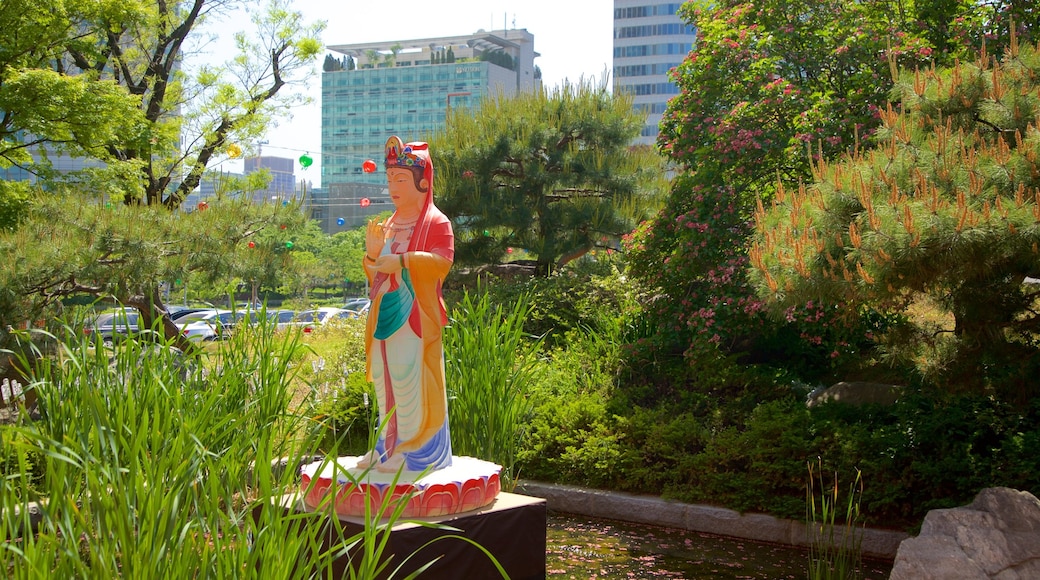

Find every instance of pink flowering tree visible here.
[625,0,989,381]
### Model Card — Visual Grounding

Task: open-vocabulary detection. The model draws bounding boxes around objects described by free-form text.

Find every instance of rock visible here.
[889,487,1040,580]
[806,381,902,408]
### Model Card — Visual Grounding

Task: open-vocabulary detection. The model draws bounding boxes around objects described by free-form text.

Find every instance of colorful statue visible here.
[299,137,500,518]
[358,136,454,473]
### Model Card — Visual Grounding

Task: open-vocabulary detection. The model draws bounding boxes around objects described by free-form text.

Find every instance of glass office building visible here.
[320,30,539,228]
[613,2,697,145]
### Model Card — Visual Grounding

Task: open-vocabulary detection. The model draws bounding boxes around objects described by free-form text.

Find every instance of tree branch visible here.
[546,188,610,201]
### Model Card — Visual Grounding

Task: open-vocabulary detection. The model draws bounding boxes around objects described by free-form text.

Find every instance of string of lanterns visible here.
[240,157,379,250]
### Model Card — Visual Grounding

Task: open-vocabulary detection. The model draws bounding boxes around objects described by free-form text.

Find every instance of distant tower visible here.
[612,1,697,146]
[244,156,296,203]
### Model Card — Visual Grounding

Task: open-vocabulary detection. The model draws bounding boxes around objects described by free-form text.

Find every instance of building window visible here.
[614,43,692,58]
[615,23,696,39]
[614,4,685,19]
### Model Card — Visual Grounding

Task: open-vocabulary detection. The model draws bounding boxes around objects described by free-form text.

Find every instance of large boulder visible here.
[889,487,1040,579]
[806,381,902,408]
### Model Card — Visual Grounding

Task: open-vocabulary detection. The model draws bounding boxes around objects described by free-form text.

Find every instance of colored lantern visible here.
[247,241,256,248]
[360,198,371,208]
[285,241,294,249]
[226,144,243,159]
[280,224,287,230]
[299,154,313,167]
[506,247,513,254]
[282,200,288,206]
[362,159,377,173]
[336,217,345,226]
[197,201,209,211]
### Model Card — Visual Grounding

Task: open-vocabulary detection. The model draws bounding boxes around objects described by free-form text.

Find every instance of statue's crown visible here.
[384,136,428,169]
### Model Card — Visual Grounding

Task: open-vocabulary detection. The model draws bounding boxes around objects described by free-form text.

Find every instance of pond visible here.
[545,512,894,579]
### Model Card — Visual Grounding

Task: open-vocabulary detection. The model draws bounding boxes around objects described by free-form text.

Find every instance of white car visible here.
[179,310,242,342]
[291,307,353,333]
[343,297,371,313]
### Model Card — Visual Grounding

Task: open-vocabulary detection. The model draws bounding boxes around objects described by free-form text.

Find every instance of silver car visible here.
[179,310,241,342]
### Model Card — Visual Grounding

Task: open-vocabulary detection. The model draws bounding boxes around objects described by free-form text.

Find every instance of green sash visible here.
[373,268,415,340]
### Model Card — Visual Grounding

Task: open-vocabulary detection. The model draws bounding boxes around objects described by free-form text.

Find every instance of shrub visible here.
[517,389,633,489]
[297,318,373,455]
[453,259,634,350]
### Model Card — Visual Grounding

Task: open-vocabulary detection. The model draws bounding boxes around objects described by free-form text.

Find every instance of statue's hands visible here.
[365,219,386,260]
[372,253,405,274]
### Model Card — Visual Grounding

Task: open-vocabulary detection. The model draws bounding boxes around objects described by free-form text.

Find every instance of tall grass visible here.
[0,317,489,578]
[806,459,865,580]
[444,288,544,489]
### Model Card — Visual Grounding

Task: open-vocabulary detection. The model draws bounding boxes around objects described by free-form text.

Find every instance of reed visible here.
[0,317,503,578]
[444,288,544,489]
[806,458,865,580]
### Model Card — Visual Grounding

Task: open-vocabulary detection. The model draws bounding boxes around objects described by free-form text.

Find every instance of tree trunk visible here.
[127,286,199,355]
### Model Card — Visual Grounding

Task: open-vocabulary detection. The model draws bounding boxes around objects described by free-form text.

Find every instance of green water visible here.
[546,512,893,579]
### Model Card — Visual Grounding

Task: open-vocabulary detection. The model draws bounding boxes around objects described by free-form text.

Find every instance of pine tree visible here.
[432,79,666,274]
[752,39,1040,400]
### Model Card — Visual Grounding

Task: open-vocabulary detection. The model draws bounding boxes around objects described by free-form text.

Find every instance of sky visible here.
[211,0,615,187]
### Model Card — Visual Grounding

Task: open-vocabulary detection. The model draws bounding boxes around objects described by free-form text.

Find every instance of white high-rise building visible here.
[613,2,697,146]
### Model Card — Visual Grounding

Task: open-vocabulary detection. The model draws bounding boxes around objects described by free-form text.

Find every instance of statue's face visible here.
[387,167,426,212]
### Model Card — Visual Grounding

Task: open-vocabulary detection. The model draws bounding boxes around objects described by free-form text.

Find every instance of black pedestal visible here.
[269,492,546,579]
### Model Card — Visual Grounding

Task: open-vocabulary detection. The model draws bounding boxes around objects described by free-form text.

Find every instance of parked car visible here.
[169,307,213,322]
[330,309,364,321]
[171,308,221,326]
[179,310,243,342]
[343,297,371,313]
[266,309,297,331]
[290,307,351,333]
[84,307,141,345]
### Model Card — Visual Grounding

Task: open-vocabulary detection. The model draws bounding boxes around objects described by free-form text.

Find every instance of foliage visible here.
[0,320,340,576]
[0,318,504,578]
[519,392,631,490]
[299,318,374,456]
[324,228,369,290]
[0,0,145,173]
[433,77,667,274]
[751,40,1040,400]
[454,256,634,350]
[479,49,515,71]
[502,261,1040,527]
[0,195,305,352]
[625,0,1026,387]
[627,0,918,384]
[0,0,324,347]
[516,314,634,489]
[444,288,544,487]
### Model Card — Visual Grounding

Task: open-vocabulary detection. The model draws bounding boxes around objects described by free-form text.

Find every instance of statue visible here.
[299,137,500,519]
[358,136,454,473]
